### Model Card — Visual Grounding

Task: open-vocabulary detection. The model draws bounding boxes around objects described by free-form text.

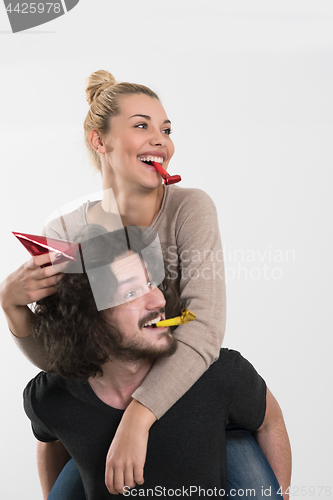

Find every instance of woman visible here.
[0,71,282,499]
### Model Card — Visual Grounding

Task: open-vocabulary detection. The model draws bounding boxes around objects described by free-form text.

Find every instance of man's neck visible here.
[88,357,154,410]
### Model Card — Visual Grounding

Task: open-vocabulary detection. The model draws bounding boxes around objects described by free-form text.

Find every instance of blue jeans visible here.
[48,429,282,499]
[47,458,86,500]
[226,427,283,499]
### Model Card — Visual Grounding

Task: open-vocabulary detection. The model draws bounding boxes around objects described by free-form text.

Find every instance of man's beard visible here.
[111,330,178,362]
[103,310,178,362]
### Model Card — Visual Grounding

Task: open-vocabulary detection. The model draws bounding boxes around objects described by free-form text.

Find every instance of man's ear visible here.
[89,129,107,154]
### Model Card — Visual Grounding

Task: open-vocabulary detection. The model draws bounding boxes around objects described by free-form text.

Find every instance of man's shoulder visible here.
[201,348,259,389]
[214,348,244,372]
[189,349,243,394]
[24,371,66,401]
[172,349,259,415]
[24,372,92,412]
[215,348,262,377]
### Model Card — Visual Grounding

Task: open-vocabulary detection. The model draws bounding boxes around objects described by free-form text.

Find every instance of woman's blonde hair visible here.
[84,70,159,171]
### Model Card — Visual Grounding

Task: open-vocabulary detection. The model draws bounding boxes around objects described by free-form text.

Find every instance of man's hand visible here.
[105,400,157,495]
[0,253,66,338]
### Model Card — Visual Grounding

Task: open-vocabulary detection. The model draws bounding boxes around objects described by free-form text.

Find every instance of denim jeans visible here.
[226,427,283,499]
[47,428,282,499]
[47,458,86,500]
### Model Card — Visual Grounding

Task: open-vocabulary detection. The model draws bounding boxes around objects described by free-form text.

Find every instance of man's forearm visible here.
[37,440,71,500]
[255,389,292,500]
[255,419,292,497]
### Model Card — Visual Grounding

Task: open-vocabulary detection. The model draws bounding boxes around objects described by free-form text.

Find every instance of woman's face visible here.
[101,94,175,189]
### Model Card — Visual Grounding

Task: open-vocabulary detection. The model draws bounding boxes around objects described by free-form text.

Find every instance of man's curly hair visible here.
[34,225,177,381]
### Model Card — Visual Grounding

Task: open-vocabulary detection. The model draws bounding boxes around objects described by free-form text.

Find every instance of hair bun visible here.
[85,70,117,105]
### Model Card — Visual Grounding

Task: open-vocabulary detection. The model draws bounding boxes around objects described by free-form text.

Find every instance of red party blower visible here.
[12,232,79,267]
[151,161,181,185]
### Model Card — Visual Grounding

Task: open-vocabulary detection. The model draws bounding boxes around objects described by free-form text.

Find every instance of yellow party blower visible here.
[155,309,196,328]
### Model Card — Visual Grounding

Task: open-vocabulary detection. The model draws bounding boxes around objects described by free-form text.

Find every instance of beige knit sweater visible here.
[14,185,226,418]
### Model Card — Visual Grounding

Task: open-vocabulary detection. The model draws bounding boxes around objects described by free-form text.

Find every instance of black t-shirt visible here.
[23,349,266,500]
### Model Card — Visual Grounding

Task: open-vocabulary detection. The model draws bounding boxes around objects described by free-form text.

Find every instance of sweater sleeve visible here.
[12,333,49,371]
[10,207,88,370]
[132,188,226,418]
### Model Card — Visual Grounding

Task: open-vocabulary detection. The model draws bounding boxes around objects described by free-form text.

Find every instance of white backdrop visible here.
[0,1,332,499]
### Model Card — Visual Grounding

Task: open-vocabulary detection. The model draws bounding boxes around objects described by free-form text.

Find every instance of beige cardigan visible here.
[14,185,226,419]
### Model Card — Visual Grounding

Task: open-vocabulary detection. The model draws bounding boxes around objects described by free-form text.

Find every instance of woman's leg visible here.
[226,427,283,500]
[47,459,86,500]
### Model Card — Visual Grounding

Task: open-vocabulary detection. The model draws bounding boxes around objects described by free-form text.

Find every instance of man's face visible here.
[104,253,177,361]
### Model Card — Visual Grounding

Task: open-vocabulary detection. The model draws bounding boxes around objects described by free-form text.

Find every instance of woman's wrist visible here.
[0,276,27,311]
[0,279,15,311]
[123,399,157,432]
[0,293,35,339]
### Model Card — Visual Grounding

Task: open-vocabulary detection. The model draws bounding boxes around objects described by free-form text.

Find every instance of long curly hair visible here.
[34,225,176,381]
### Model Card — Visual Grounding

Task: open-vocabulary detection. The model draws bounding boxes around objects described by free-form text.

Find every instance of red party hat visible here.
[12,232,79,266]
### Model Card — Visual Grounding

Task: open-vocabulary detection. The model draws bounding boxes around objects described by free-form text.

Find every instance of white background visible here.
[0,1,332,499]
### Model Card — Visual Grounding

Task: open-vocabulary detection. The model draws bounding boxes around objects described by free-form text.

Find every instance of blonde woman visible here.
[1,71,284,499]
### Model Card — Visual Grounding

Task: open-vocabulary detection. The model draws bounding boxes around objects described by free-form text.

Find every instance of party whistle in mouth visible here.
[155,309,196,327]
[151,161,182,185]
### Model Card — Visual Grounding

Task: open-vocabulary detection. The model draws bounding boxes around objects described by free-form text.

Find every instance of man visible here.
[24,225,291,500]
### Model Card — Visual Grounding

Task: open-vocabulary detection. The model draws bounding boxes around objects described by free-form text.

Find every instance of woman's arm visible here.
[134,188,226,413]
[3,205,88,361]
[0,252,61,337]
[106,188,226,493]
[0,252,66,370]
[105,400,156,494]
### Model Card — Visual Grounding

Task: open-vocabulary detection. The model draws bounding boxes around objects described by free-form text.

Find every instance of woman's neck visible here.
[102,178,164,228]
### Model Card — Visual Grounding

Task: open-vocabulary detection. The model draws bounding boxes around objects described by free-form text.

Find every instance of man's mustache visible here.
[139,308,165,329]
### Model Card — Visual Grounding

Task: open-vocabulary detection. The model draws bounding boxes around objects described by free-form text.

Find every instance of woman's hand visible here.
[0,252,65,338]
[105,400,157,495]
